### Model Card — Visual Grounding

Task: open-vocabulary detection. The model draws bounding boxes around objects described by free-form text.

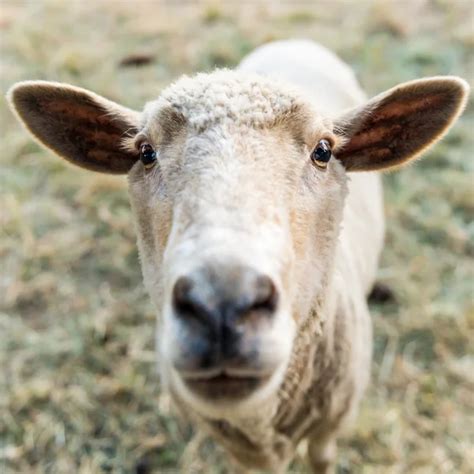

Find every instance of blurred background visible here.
[0,1,473,473]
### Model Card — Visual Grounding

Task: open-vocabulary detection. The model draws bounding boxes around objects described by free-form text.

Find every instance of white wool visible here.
[155,70,306,130]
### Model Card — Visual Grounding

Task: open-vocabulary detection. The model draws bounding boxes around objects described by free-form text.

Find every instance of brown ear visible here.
[7,81,141,174]
[334,77,469,172]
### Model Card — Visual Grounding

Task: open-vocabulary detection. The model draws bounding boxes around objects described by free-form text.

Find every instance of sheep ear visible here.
[334,77,469,172]
[7,81,141,174]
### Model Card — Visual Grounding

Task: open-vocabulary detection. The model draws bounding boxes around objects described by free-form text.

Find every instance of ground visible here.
[0,1,473,473]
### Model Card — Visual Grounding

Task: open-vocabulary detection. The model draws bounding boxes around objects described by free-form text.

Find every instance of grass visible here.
[0,1,473,473]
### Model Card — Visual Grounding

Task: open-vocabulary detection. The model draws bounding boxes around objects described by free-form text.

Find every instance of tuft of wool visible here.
[155,69,305,131]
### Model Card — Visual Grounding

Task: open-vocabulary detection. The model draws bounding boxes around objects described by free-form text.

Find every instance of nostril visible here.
[173,275,193,301]
[173,276,197,315]
[249,275,278,314]
[173,276,213,326]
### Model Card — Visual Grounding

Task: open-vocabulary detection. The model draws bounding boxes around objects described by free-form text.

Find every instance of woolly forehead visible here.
[133,71,334,146]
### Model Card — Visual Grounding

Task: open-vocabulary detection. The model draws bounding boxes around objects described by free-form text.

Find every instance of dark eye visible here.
[310,139,332,169]
[140,143,157,169]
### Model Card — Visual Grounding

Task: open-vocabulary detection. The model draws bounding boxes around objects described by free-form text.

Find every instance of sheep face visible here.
[127,73,347,416]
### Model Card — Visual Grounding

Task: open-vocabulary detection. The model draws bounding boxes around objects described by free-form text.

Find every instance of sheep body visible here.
[166,41,384,471]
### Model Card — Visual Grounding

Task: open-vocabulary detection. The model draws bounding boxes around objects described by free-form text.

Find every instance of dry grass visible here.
[1,1,473,473]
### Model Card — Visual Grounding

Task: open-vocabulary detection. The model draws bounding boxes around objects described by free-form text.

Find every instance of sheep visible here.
[7,39,468,473]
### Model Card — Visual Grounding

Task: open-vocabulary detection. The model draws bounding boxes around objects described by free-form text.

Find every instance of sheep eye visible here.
[140,143,157,169]
[311,139,332,169]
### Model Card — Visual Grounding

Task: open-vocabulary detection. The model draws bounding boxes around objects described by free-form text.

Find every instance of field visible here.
[0,1,473,473]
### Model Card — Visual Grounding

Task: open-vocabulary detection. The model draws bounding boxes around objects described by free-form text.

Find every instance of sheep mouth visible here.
[182,373,269,400]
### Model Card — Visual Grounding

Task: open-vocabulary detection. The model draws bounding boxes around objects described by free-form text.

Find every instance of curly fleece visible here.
[154,70,306,130]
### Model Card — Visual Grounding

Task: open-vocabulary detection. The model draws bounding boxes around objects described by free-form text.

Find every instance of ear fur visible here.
[7,81,141,174]
[334,77,469,172]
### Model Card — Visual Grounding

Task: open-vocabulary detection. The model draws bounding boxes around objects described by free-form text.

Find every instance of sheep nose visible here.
[171,266,278,370]
[172,270,278,327]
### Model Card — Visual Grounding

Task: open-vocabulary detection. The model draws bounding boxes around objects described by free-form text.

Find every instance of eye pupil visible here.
[140,143,157,169]
[311,139,332,168]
